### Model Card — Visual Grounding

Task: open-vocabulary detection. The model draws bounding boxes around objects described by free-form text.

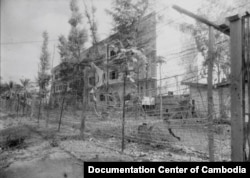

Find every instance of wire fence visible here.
[0,70,232,162]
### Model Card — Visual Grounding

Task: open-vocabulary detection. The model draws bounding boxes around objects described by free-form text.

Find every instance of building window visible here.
[89,76,95,86]
[125,93,131,101]
[168,91,174,96]
[110,71,118,80]
[110,50,116,57]
[100,94,105,101]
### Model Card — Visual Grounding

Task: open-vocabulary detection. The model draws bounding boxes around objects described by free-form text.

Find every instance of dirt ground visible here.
[0,109,231,178]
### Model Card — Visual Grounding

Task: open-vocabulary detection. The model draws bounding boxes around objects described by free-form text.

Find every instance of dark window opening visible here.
[168,91,174,96]
[110,50,116,57]
[100,94,105,101]
[89,76,95,86]
[125,93,131,101]
[110,71,118,80]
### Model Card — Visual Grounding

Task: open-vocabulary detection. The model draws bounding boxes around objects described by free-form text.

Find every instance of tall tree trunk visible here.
[47,77,54,128]
[30,96,35,120]
[16,95,20,119]
[22,96,25,116]
[37,97,42,125]
[45,94,49,128]
[80,69,88,139]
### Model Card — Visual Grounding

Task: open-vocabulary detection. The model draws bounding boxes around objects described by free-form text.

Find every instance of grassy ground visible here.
[0,107,231,177]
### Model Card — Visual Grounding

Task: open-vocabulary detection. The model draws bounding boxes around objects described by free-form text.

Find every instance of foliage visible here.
[107,0,151,77]
[38,31,51,96]
[20,79,30,90]
[57,0,88,62]
[58,35,70,63]
[83,0,99,46]
[67,0,88,63]
[106,0,152,108]
[0,81,22,96]
[0,83,10,95]
[178,0,232,82]
[39,32,50,73]
[57,0,88,95]
[107,0,149,48]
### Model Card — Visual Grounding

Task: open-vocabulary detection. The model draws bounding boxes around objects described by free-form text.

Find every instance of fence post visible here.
[229,15,244,161]
[121,69,127,153]
[207,26,215,161]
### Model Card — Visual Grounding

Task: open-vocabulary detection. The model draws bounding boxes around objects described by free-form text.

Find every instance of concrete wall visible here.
[189,85,249,119]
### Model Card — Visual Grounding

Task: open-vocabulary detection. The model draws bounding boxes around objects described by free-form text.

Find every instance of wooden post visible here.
[121,69,127,152]
[58,95,65,132]
[207,26,215,162]
[229,15,244,161]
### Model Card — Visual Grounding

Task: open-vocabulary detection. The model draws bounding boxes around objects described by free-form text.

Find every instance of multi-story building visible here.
[51,12,157,108]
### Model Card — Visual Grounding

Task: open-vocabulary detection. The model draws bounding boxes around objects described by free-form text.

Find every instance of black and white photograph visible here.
[0,0,250,177]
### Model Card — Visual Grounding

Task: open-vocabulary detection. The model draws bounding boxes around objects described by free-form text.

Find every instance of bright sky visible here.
[1,0,113,84]
[0,0,232,86]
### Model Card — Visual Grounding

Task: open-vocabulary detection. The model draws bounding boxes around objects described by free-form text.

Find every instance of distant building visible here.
[51,13,157,108]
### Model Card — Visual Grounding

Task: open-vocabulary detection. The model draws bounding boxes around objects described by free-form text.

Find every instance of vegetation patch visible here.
[0,125,30,150]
